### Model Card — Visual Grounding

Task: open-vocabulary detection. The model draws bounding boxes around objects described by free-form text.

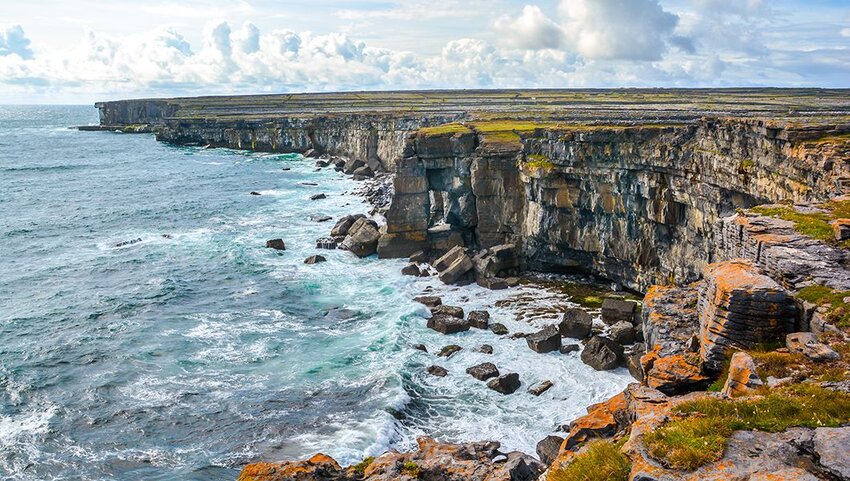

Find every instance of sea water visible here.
[0,105,631,481]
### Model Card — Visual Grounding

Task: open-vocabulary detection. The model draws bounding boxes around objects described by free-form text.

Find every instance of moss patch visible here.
[749,199,850,244]
[797,284,850,329]
[400,461,420,477]
[418,123,472,136]
[643,384,850,471]
[548,439,631,481]
[351,456,374,474]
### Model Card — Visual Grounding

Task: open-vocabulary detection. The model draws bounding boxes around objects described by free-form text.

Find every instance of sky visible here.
[1,0,849,103]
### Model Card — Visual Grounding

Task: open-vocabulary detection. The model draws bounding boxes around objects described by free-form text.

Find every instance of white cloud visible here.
[558,0,680,61]
[494,5,565,50]
[0,25,34,60]
[841,28,850,38]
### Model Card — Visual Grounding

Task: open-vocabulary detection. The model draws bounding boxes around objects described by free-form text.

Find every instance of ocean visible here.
[0,105,631,481]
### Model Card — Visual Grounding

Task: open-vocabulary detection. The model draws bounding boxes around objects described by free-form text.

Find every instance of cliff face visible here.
[380,119,850,292]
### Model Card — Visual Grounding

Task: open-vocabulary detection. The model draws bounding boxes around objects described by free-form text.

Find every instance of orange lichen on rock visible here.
[560,392,629,452]
[645,354,709,395]
[237,454,342,481]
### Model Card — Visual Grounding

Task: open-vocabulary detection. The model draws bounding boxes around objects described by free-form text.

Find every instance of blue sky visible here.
[1,0,849,103]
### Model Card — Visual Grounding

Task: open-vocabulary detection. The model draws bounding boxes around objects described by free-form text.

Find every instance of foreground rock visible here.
[340,218,380,258]
[580,336,624,371]
[786,332,840,361]
[467,362,499,381]
[237,437,544,481]
[559,308,592,339]
[304,255,327,264]
[722,351,763,397]
[526,325,561,353]
[426,315,470,334]
[433,246,474,285]
[487,373,521,394]
[266,239,286,250]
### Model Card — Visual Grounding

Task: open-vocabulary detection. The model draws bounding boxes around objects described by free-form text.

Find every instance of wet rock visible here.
[559,308,593,339]
[528,380,553,396]
[490,323,509,335]
[250,191,261,196]
[316,237,338,249]
[343,158,365,175]
[433,245,466,271]
[478,344,494,354]
[412,343,428,353]
[236,453,341,481]
[498,451,545,481]
[431,305,464,319]
[265,239,286,250]
[330,214,366,237]
[438,345,462,358]
[609,321,636,345]
[437,249,474,285]
[560,344,580,354]
[723,351,763,397]
[340,218,380,258]
[303,148,319,158]
[409,250,429,263]
[580,336,624,371]
[487,373,521,395]
[466,362,499,381]
[477,277,509,290]
[472,244,520,281]
[427,365,448,377]
[699,259,797,372]
[115,238,142,247]
[526,325,561,353]
[468,310,490,329]
[601,298,637,325]
[352,165,374,178]
[304,255,327,264]
[427,315,470,334]
[309,214,332,222]
[401,263,421,276]
[786,332,840,361]
[310,193,327,201]
[414,296,442,308]
[315,159,330,168]
[536,435,564,466]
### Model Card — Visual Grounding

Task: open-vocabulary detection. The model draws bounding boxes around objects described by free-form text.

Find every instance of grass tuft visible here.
[547,440,631,481]
[352,456,374,474]
[797,284,850,328]
[401,460,420,478]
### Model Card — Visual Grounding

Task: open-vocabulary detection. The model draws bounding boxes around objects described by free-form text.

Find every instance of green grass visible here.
[750,206,834,241]
[810,132,850,144]
[418,123,472,136]
[797,284,850,328]
[643,384,850,471]
[525,154,556,172]
[351,456,374,474]
[548,440,631,481]
[401,461,420,477]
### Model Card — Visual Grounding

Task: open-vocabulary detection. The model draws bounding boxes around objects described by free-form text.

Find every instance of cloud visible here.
[494,5,565,50]
[841,28,850,38]
[558,0,680,61]
[0,25,34,60]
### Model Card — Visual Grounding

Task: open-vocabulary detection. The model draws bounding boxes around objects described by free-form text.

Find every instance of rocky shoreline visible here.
[86,90,850,481]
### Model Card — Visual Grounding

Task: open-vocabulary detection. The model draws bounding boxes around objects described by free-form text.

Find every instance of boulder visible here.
[343,158,365,175]
[468,311,490,329]
[478,344,494,354]
[330,214,366,237]
[526,325,561,353]
[340,218,380,258]
[723,351,764,397]
[310,193,327,201]
[536,435,564,466]
[472,244,519,280]
[414,296,442,308]
[562,392,629,451]
[316,237,338,249]
[304,255,326,264]
[698,260,797,372]
[580,336,624,371]
[315,159,330,168]
[265,239,286,250]
[487,373,521,395]
[528,380,554,396]
[427,365,448,377]
[559,308,593,339]
[477,277,509,290]
[601,298,637,325]
[236,453,341,481]
[786,332,840,361]
[309,214,332,222]
[466,362,499,381]
[431,305,464,319]
[412,343,427,353]
[433,245,466,272]
[438,253,474,285]
[352,166,374,178]
[609,321,636,345]
[832,219,850,241]
[303,148,319,158]
[490,323,509,335]
[645,353,710,395]
[250,191,261,196]
[813,427,850,480]
[438,345,462,358]
[561,344,580,354]
[426,315,470,334]
[401,263,421,276]
[409,250,429,263]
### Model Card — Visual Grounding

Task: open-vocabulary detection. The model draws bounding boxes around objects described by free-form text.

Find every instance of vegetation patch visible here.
[643,384,850,471]
[352,456,375,474]
[400,461,420,477]
[749,199,850,244]
[524,154,556,173]
[797,284,850,329]
[418,123,472,136]
[548,439,631,481]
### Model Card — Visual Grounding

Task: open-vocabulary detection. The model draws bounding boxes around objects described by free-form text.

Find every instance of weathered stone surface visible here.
[330,215,366,237]
[427,365,448,377]
[412,343,427,352]
[266,239,286,250]
[833,218,850,241]
[601,298,638,325]
[478,344,494,354]
[487,373,521,394]
[468,311,490,329]
[722,351,763,397]
[813,427,850,480]
[433,245,466,272]
[644,353,709,395]
[581,336,624,371]
[641,284,701,358]
[236,453,343,481]
[698,259,797,372]
[376,231,429,259]
[526,325,561,353]
[401,263,421,276]
[562,392,629,451]
[560,344,580,354]
[490,323,509,335]
[528,380,553,396]
[304,255,326,264]
[309,214,332,222]
[310,193,327,201]
[426,314,470,334]
[467,362,499,381]
[536,435,564,466]
[438,345,462,358]
[438,253,474,285]
[472,244,519,281]
[316,237,338,249]
[340,218,381,257]
[786,332,840,361]
[609,321,636,345]
[431,305,464,319]
[559,308,593,339]
[409,250,429,264]
[414,296,442,308]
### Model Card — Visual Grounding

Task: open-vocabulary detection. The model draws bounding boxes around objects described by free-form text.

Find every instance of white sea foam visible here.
[0,406,55,448]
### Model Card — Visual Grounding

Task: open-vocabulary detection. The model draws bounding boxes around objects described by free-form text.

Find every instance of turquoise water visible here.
[0,106,631,481]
